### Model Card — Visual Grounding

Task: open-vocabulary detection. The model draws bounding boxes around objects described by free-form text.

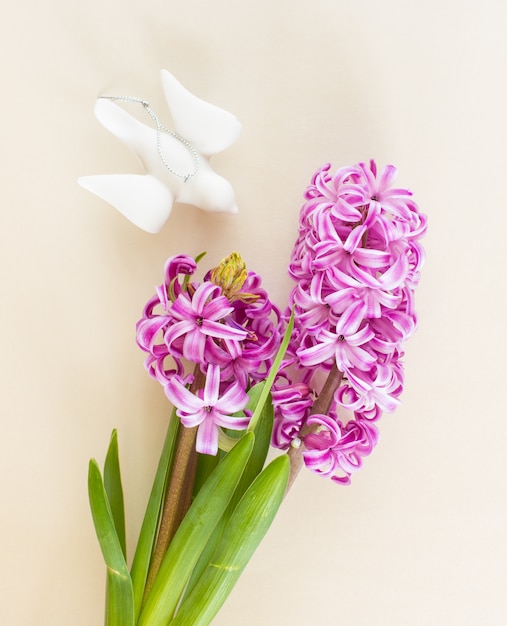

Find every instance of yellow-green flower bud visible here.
[210,252,248,299]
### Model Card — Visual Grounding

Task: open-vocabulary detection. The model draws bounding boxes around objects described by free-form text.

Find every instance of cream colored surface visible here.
[1,1,505,625]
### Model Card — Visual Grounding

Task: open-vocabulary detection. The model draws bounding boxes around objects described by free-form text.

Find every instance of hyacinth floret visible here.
[164,364,250,456]
[273,160,426,484]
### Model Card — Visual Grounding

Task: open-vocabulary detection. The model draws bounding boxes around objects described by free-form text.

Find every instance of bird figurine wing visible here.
[79,174,173,233]
[160,70,241,156]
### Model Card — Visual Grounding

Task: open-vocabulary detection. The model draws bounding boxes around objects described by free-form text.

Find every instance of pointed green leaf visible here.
[170,454,290,626]
[103,429,126,559]
[88,459,134,626]
[181,384,274,601]
[229,382,274,509]
[138,432,255,626]
[130,411,181,621]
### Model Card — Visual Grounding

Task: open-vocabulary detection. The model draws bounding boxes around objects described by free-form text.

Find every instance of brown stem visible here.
[143,367,205,601]
[286,362,344,494]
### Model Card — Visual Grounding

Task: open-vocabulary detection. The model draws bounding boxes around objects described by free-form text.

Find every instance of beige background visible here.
[1,1,506,624]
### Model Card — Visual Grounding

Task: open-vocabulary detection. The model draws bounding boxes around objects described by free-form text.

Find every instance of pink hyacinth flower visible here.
[164,364,250,456]
[303,414,378,484]
[297,301,376,372]
[164,282,248,364]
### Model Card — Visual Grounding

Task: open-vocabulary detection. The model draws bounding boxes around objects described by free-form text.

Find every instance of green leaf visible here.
[103,430,126,559]
[247,309,294,432]
[130,411,181,621]
[230,382,274,509]
[194,251,207,264]
[88,459,135,626]
[181,383,274,601]
[138,432,255,626]
[169,454,290,626]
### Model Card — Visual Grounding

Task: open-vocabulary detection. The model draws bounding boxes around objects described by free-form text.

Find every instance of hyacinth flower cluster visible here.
[273,160,427,485]
[136,252,281,456]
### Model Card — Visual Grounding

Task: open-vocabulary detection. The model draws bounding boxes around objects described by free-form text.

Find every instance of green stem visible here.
[142,367,205,602]
[286,362,344,494]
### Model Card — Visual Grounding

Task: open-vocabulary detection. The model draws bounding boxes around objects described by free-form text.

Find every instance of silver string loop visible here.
[98,95,200,182]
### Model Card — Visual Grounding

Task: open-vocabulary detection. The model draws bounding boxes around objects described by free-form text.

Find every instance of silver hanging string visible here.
[98,95,200,182]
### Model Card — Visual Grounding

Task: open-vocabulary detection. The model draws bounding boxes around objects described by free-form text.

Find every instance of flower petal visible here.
[214,412,250,430]
[215,382,249,414]
[203,364,221,406]
[182,328,206,363]
[192,282,222,314]
[164,377,204,413]
[195,416,219,455]
[136,316,170,352]
[298,339,336,367]
[201,319,248,340]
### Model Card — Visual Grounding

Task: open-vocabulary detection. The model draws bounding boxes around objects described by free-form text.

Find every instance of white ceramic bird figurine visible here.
[78,70,242,233]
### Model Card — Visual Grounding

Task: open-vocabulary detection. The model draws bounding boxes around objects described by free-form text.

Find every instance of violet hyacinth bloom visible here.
[298,300,376,371]
[164,282,248,364]
[136,252,281,455]
[273,160,426,484]
[165,364,249,455]
[302,414,379,485]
